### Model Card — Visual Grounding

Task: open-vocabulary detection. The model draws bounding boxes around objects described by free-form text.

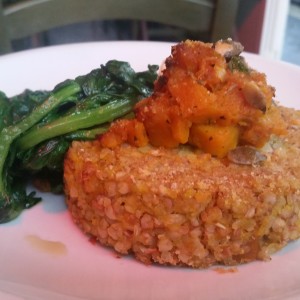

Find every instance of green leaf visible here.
[0,60,158,223]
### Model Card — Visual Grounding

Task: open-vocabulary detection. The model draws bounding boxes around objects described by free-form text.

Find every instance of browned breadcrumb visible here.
[64,106,300,268]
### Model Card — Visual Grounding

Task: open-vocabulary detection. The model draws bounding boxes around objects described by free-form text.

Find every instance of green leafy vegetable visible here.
[228,55,250,74]
[0,60,158,223]
[17,98,134,150]
[0,80,81,223]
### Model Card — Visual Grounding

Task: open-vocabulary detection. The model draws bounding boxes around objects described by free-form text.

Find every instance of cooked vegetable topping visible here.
[100,40,287,159]
[227,146,267,165]
[228,55,250,73]
[241,81,267,112]
[0,60,158,223]
[213,38,244,60]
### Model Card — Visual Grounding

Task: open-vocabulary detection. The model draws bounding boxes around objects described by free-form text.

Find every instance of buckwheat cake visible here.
[64,40,300,268]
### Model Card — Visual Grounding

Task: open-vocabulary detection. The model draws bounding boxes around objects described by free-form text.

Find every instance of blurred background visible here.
[1,0,299,65]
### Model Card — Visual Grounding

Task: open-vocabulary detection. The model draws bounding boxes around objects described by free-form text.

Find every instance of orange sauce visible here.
[213,267,238,274]
[25,234,67,256]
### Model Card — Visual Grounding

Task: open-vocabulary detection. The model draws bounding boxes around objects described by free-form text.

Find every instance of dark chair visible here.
[0,0,239,54]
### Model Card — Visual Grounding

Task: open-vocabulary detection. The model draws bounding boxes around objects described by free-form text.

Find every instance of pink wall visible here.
[237,0,266,53]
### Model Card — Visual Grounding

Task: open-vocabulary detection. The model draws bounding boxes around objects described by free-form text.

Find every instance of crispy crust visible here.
[64,106,300,268]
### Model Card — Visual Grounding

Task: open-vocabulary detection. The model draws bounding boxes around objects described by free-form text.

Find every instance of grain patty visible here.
[64,106,300,268]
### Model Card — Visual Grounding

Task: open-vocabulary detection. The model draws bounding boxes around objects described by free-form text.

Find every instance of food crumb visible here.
[213,267,238,274]
[89,236,97,245]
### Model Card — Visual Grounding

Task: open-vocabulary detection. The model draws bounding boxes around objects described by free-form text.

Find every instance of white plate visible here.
[0,41,300,300]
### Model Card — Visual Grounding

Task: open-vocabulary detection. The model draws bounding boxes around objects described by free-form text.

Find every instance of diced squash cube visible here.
[171,117,191,144]
[127,120,149,147]
[189,124,239,158]
[146,118,179,148]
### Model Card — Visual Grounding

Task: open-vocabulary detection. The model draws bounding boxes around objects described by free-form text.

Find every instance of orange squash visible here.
[189,124,239,158]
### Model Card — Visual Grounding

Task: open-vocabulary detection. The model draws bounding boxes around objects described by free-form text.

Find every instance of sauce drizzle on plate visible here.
[25,234,67,256]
